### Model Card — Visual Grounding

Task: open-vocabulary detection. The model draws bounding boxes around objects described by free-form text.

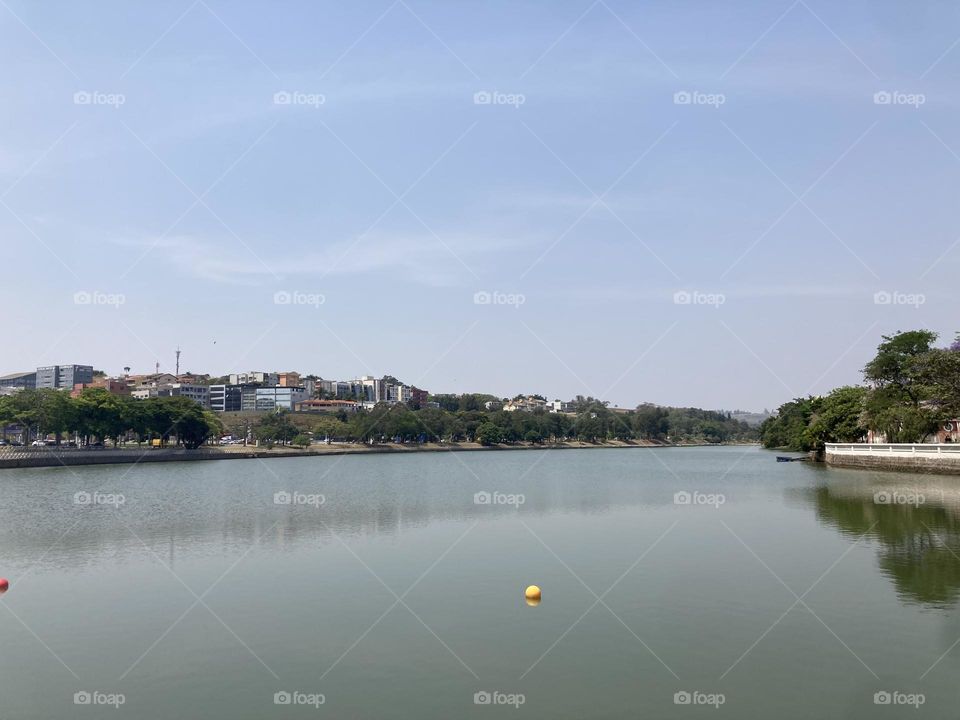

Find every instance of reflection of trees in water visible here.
[0,481,628,571]
[811,485,960,608]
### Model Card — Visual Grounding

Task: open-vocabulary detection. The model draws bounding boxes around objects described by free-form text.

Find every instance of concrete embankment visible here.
[825,443,960,476]
[0,440,728,470]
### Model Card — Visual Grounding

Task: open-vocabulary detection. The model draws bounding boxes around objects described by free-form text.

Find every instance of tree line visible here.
[0,388,222,449]
[760,330,960,451]
[253,398,757,446]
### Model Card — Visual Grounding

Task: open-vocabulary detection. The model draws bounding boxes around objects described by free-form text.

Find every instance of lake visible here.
[1,446,958,718]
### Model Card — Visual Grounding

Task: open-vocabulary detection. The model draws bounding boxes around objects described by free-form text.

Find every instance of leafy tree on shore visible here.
[762,329,959,448]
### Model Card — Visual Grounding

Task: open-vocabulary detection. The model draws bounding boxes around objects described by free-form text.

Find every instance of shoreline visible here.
[0,440,750,470]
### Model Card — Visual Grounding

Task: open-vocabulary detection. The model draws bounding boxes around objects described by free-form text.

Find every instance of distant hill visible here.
[729,410,773,427]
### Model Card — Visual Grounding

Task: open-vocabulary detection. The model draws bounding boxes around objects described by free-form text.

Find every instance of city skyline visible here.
[2,1,959,410]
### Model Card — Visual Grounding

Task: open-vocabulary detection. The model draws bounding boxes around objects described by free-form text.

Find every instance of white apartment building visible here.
[229,371,279,386]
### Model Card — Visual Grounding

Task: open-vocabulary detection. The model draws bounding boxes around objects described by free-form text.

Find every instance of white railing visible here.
[825,443,960,457]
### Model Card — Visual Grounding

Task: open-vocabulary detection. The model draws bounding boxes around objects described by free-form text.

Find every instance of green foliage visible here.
[292,433,312,448]
[759,398,817,451]
[475,423,503,446]
[0,389,218,447]
[762,329,960,448]
[255,411,298,445]
[803,386,868,450]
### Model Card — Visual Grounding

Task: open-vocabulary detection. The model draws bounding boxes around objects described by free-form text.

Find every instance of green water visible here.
[1,446,958,718]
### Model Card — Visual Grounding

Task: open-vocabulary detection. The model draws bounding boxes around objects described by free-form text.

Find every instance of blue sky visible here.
[1,0,958,410]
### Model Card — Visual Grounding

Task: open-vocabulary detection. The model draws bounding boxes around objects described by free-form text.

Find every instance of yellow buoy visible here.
[525,585,541,606]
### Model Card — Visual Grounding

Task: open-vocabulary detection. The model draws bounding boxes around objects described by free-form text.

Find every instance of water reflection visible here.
[0,453,652,572]
[810,476,960,608]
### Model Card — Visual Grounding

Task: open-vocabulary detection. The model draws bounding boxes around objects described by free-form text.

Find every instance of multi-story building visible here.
[158,384,210,408]
[255,386,308,411]
[359,376,385,403]
[319,380,360,399]
[277,372,301,387]
[504,396,549,412]
[210,384,281,412]
[209,384,257,412]
[294,399,360,413]
[36,364,94,389]
[71,378,130,397]
[125,373,177,389]
[229,371,278,386]
[0,371,36,391]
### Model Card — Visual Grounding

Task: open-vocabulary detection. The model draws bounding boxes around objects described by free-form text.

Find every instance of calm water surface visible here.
[2,446,959,718]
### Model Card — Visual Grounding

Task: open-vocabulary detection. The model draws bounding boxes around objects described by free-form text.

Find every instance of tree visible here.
[913,348,960,418]
[802,386,868,450]
[475,423,502,445]
[862,330,940,442]
[759,398,816,450]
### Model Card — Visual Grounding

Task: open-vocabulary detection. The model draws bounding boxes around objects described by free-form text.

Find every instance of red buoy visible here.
[0,578,8,594]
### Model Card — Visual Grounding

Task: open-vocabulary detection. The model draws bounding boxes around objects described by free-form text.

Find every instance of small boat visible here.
[776,456,807,462]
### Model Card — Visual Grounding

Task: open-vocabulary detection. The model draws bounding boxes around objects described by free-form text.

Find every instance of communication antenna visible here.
[175,346,181,376]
